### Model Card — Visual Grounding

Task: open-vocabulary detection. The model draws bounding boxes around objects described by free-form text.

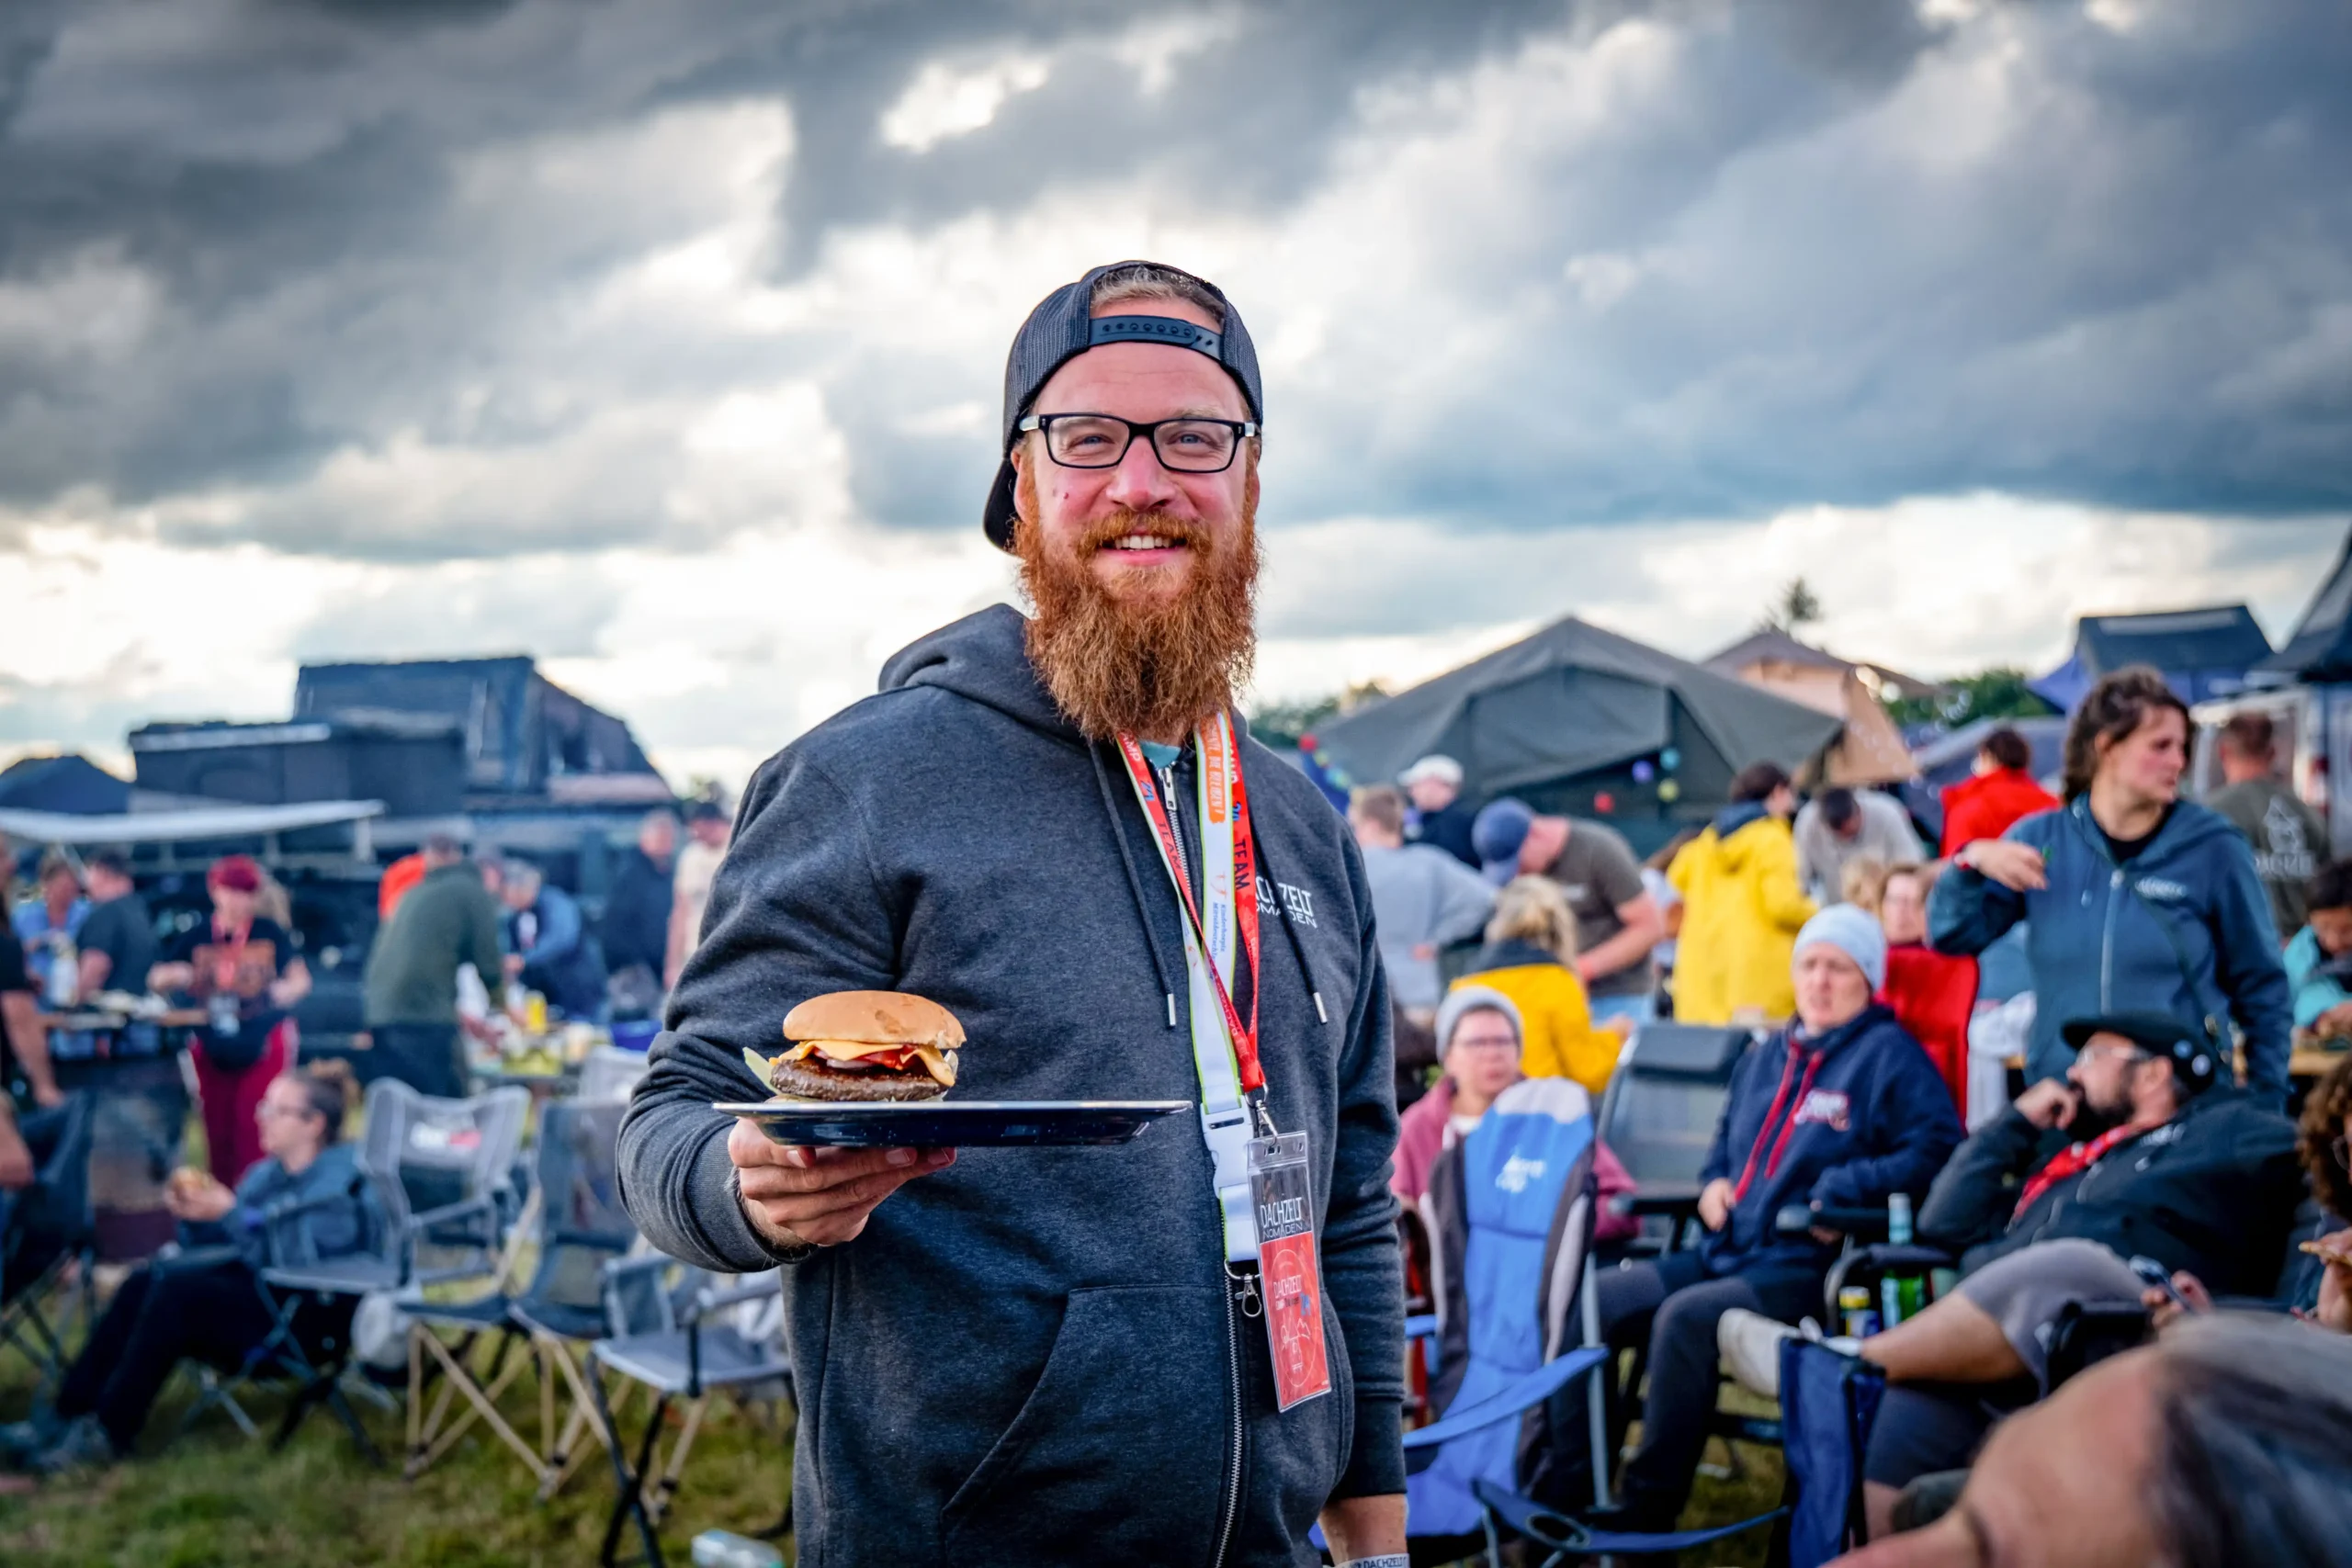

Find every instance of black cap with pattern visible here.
[2059,1010,2223,1093]
[982,260,1262,553]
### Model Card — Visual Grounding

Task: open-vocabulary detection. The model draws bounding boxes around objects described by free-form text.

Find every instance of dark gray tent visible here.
[1305,616,1843,846]
[2256,527,2352,683]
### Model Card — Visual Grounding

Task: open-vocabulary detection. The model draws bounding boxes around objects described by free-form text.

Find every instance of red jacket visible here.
[1939,768,2059,856]
[1880,943,1976,1112]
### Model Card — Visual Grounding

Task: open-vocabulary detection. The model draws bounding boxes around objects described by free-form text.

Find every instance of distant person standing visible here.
[1399,754,1480,868]
[1451,875,1620,1094]
[1668,763,1815,1025]
[664,801,731,990]
[600,808,679,998]
[2207,711,2328,944]
[13,851,88,1005]
[1472,798,1666,1028]
[363,834,506,1097]
[72,852,158,1007]
[1938,727,2058,856]
[1794,786,1925,907]
[499,859,606,1022]
[1349,784,1494,1015]
[1931,666,2291,1100]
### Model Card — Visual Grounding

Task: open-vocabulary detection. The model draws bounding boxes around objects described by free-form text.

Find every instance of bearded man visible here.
[621,262,1407,1567]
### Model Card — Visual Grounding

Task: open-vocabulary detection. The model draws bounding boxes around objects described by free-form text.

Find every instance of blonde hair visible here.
[1486,875,1578,964]
[1841,854,1893,915]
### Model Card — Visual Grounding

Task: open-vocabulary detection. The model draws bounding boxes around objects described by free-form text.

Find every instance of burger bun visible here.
[782,990,965,1049]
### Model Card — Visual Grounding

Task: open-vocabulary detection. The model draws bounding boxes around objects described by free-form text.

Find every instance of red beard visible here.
[1013,464,1261,742]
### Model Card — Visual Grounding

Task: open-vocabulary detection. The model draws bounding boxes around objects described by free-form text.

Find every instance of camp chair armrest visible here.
[1612,1180,1702,1219]
[1471,1476,1787,1554]
[686,1275,783,1322]
[1404,1313,1438,1342]
[1399,1347,1607,1451]
[258,1183,371,1267]
[405,1194,502,1240]
[1846,1243,1956,1270]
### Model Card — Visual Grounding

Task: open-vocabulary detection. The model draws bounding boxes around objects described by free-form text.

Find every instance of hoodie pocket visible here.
[941,1283,1227,1566]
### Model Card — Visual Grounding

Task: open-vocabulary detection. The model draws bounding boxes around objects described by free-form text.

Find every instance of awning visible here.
[0,798,384,845]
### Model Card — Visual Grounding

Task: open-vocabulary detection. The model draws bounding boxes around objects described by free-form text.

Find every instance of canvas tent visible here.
[2030,606,2271,713]
[2256,529,2352,683]
[1704,628,1933,786]
[0,753,130,816]
[1305,616,1843,847]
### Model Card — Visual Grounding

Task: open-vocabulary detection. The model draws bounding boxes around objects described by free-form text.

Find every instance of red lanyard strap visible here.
[1115,727,1265,1095]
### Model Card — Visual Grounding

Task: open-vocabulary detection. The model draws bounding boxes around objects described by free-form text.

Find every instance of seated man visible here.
[0,1068,376,1475]
[1587,906,1962,1532]
[1721,1010,2304,1540]
[2285,859,2352,1042]
[1826,1314,2352,1568]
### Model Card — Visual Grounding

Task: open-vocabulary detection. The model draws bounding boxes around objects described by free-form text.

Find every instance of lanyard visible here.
[1117,713,1270,1261]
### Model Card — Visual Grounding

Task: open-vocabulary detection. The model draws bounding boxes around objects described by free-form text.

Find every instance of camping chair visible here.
[0,1095,96,1396]
[586,1259,791,1568]
[576,1046,650,1106]
[1594,1022,1753,1258]
[218,1081,528,1460]
[402,1099,638,1492]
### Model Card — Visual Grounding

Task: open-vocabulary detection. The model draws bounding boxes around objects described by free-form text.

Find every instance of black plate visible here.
[714,1099,1193,1148]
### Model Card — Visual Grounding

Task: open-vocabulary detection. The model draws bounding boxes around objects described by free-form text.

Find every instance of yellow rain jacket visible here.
[1668,803,1816,1025]
[1450,940,1623,1096]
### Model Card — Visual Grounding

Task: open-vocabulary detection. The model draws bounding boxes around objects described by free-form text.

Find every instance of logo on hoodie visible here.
[1496,1154,1547,1194]
[1258,875,1317,928]
[2134,877,2188,902]
[1792,1089,1850,1132]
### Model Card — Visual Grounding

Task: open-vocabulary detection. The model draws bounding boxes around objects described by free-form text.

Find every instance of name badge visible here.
[1247,1131,1332,1411]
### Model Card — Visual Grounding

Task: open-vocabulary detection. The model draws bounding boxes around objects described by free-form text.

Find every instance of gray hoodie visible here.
[618,604,1404,1567]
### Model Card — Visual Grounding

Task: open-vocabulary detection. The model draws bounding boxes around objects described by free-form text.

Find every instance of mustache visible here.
[1073,511,1214,552]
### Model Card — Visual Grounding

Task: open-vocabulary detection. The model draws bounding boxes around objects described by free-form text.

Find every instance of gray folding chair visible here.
[587,1260,792,1568]
[575,1046,650,1106]
[216,1080,529,1461]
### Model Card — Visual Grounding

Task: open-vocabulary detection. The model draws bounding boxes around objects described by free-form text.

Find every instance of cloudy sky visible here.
[4,0,2348,789]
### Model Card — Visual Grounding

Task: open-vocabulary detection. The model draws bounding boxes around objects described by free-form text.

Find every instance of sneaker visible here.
[0,1410,60,1467]
[1718,1308,1801,1398]
[23,1415,119,1477]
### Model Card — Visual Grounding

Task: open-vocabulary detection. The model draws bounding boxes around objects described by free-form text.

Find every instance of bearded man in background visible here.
[622,262,1406,1567]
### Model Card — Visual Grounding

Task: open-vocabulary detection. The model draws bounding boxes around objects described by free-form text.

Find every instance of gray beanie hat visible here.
[1793,903,1888,993]
[1437,986,1524,1055]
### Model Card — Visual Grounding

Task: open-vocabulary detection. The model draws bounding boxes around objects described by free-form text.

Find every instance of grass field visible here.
[0,1303,1783,1567]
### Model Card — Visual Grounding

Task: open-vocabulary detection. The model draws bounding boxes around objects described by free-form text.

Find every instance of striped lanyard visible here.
[1117,713,1269,1261]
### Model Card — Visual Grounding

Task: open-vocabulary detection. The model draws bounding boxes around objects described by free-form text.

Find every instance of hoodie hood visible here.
[1465,937,1564,975]
[1712,799,1770,839]
[878,604,1076,741]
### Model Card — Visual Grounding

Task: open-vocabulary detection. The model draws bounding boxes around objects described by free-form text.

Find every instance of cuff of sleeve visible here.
[690,1124,818,1269]
[1332,1393,1406,1501]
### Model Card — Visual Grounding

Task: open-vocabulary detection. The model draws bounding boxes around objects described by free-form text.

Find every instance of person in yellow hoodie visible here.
[1450,876,1628,1095]
[1668,761,1816,1024]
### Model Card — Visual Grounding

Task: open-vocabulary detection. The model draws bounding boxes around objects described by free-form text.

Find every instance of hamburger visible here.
[759,990,965,1103]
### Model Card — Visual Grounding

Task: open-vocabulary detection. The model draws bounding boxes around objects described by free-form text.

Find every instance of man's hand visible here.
[164,1169,236,1224]
[2318,1002,2352,1037]
[1318,1493,1405,1563]
[1958,840,2047,893]
[2014,1079,2080,1131]
[2310,1235,2352,1335]
[1698,1177,1736,1233]
[728,1118,955,1249]
[2143,1270,2211,1334]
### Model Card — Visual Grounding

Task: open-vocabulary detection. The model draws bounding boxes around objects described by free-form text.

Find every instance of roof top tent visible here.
[1703,628,1938,787]
[2255,527,2352,686]
[128,713,468,819]
[293,656,667,802]
[0,752,130,816]
[2029,605,2273,714]
[1304,615,1845,858]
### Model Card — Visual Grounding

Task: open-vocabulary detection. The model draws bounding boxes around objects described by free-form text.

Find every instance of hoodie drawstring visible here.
[1254,839,1330,1026]
[1091,740,1182,1029]
[1730,1041,1825,1203]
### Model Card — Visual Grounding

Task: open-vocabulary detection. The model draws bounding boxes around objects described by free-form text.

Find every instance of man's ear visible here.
[1008,443,1033,526]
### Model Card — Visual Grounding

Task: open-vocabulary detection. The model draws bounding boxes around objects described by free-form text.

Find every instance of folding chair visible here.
[0,1096,96,1397]
[587,1260,791,1568]
[226,1081,528,1461]
[403,1099,637,1492]
[576,1046,650,1106]
[1594,1021,1753,1257]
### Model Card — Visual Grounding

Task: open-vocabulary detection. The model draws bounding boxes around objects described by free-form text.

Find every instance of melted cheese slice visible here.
[782,1037,957,1086]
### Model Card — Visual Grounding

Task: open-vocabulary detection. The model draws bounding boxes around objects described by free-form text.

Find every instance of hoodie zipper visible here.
[2101,866,2122,1012]
[1163,753,1247,1568]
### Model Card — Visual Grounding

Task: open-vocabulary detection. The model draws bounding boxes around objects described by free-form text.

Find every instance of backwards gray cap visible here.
[982,259,1263,553]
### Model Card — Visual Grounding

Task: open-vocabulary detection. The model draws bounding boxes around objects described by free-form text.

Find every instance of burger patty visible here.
[767,1054,949,1104]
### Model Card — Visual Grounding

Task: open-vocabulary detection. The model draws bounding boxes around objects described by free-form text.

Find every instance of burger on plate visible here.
[761,990,965,1103]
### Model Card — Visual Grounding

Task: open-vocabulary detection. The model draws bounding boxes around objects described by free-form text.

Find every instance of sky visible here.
[3,0,2348,791]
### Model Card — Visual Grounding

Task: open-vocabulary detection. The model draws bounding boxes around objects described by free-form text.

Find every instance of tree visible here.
[1761,577,1823,635]
[1883,666,2056,729]
[1249,681,1390,750]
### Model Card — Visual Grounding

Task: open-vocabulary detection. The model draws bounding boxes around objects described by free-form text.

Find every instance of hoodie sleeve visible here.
[1917,1107,2047,1252]
[1698,1046,1754,1188]
[1927,831,2029,958]
[1325,837,1408,1503]
[619,750,899,1272]
[1758,825,1816,932]
[1426,853,1497,950]
[1806,1033,1965,1211]
[2205,829,2293,1102]
[2288,928,2351,1029]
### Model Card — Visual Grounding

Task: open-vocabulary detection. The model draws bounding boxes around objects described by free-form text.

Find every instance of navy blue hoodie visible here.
[1928,796,2290,1099]
[1697,1004,1962,1276]
[618,605,1402,1568]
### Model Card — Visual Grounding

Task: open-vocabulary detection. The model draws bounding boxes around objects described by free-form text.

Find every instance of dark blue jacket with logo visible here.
[1697,1004,1963,1277]
[1927,797,2290,1100]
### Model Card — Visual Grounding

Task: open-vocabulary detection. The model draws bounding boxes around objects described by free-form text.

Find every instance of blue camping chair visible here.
[1401,1076,1794,1564]
[0,1095,96,1397]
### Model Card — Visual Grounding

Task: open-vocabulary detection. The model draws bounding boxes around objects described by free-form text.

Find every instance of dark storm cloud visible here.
[0,0,2345,557]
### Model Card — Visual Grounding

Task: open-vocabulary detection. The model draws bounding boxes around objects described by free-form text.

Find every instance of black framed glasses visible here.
[1017,412,1258,474]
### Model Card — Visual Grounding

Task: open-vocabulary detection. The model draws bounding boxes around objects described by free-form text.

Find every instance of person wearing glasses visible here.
[624,262,1406,1567]
[1719,1010,2303,1541]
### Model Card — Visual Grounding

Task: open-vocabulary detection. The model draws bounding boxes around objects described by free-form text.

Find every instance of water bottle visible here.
[690,1531,785,1568]
[1887,1191,1914,1247]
